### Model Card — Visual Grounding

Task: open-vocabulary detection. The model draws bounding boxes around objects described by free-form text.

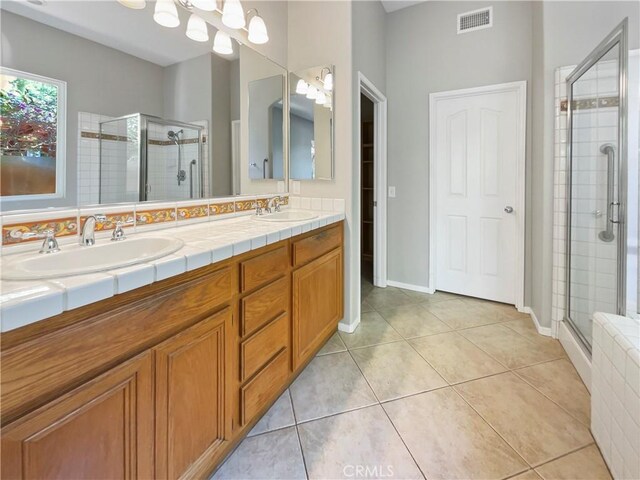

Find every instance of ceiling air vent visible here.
[457,6,493,34]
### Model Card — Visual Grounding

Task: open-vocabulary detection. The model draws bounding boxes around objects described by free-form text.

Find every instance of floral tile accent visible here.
[209,202,235,216]
[279,195,289,205]
[2,217,78,245]
[80,212,135,232]
[136,208,176,225]
[235,200,256,212]
[177,204,208,221]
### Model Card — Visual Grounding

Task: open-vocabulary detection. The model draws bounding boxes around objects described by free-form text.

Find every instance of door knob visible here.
[504,206,514,214]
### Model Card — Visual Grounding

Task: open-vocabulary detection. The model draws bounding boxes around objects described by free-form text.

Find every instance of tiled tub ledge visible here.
[591,312,640,480]
[0,210,345,333]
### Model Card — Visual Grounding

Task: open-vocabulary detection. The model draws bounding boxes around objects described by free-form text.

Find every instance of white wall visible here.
[385,1,534,298]
[288,0,355,329]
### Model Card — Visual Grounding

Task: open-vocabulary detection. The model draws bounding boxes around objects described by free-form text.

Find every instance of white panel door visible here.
[433,87,521,304]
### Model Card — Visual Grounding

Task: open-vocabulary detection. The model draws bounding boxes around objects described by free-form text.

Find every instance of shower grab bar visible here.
[598,143,617,243]
[189,159,197,199]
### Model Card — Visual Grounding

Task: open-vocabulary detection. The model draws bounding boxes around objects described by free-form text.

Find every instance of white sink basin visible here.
[252,210,319,222]
[1,237,184,280]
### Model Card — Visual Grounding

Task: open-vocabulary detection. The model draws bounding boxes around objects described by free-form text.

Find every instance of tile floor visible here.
[212,281,611,480]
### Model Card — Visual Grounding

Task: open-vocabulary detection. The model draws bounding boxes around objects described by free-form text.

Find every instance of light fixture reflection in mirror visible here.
[117,0,146,9]
[186,13,209,42]
[289,66,334,181]
[213,30,233,55]
[222,0,246,29]
[153,0,180,28]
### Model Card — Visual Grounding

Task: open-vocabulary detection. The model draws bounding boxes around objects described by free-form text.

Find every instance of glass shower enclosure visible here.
[565,20,629,351]
[99,114,204,203]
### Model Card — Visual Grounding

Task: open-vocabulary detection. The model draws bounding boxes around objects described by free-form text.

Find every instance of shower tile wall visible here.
[552,62,619,342]
[77,112,111,205]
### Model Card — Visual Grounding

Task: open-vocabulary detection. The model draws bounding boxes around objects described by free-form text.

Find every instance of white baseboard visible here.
[386,280,435,294]
[558,320,592,391]
[338,316,360,333]
[521,306,553,337]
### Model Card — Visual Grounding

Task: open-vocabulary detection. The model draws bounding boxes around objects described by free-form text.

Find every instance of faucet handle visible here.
[22,230,60,254]
[253,202,263,216]
[111,220,134,242]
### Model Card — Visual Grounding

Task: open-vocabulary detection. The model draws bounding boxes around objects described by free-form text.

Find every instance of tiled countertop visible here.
[0,209,345,333]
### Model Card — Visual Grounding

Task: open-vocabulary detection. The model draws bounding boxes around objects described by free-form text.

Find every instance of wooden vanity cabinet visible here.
[0,221,344,480]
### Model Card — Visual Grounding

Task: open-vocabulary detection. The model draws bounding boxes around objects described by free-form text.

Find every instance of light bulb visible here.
[248,13,268,44]
[323,71,333,91]
[306,86,318,100]
[315,91,326,105]
[295,79,308,95]
[222,0,245,29]
[154,0,179,28]
[186,13,209,42]
[213,30,233,55]
[117,0,146,9]
[191,0,216,11]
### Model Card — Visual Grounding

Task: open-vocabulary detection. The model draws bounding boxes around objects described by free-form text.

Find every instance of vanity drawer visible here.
[240,246,289,293]
[240,276,288,337]
[292,224,342,267]
[240,313,289,382]
[240,348,289,426]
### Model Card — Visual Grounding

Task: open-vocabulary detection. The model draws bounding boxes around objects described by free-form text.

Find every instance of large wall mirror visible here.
[0,1,287,212]
[289,65,334,180]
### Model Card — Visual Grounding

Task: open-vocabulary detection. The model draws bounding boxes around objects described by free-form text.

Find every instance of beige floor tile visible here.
[423,299,501,330]
[211,427,306,480]
[248,390,295,437]
[338,311,402,349]
[317,332,347,356]
[365,286,415,310]
[462,298,531,322]
[459,324,565,369]
[383,388,527,480]
[298,405,424,480]
[410,332,507,384]
[350,341,446,401]
[503,319,567,359]
[535,445,612,480]
[377,303,451,339]
[455,373,593,466]
[289,352,377,422]
[515,359,590,426]
[361,299,375,313]
[401,289,460,304]
[508,470,543,480]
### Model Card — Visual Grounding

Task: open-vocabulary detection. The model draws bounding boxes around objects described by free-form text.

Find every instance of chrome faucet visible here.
[111,220,134,242]
[266,197,282,214]
[22,230,60,254]
[253,202,264,216]
[80,214,107,246]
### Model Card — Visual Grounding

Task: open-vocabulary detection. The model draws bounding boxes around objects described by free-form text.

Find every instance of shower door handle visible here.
[189,159,197,199]
[598,144,616,243]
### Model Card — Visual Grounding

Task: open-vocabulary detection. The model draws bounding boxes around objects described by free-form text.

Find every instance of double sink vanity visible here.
[1,205,345,478]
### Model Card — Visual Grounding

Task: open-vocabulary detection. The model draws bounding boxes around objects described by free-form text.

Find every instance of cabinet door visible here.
[1,352,154,479]
[154,308,231,479]
[292,248,343,368]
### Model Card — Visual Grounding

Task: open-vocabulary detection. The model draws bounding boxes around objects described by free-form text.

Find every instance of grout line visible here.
[529,442,597,470]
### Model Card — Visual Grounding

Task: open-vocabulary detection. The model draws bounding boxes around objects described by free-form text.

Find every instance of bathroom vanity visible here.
[0,219,344,479]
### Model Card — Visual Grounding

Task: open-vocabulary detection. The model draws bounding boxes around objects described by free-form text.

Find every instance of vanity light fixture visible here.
[315,91,326,105]
[213,30,233,55]
[186,13,209,42]
[154,0,180,27]
[247,9,268,44]
[117,0,146,9]
[222,0,245,29]
[295,79,309,95]
[306,86,318,100]
[317,67,333,91]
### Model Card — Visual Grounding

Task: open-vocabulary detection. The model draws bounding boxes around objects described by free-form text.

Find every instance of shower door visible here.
[565,20,628,350]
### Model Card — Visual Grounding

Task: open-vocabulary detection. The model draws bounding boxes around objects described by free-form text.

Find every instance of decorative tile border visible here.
[209,202,235,216]
[235,200,255,212]
[177,204,208,221]
[80,212,135,232]
[136,207,177,225]
[2,217,78,245]
[559,96,619,112]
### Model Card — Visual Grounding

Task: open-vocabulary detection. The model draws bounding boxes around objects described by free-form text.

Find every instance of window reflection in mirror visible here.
[289,66,334,180]
[0,68,66,201]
